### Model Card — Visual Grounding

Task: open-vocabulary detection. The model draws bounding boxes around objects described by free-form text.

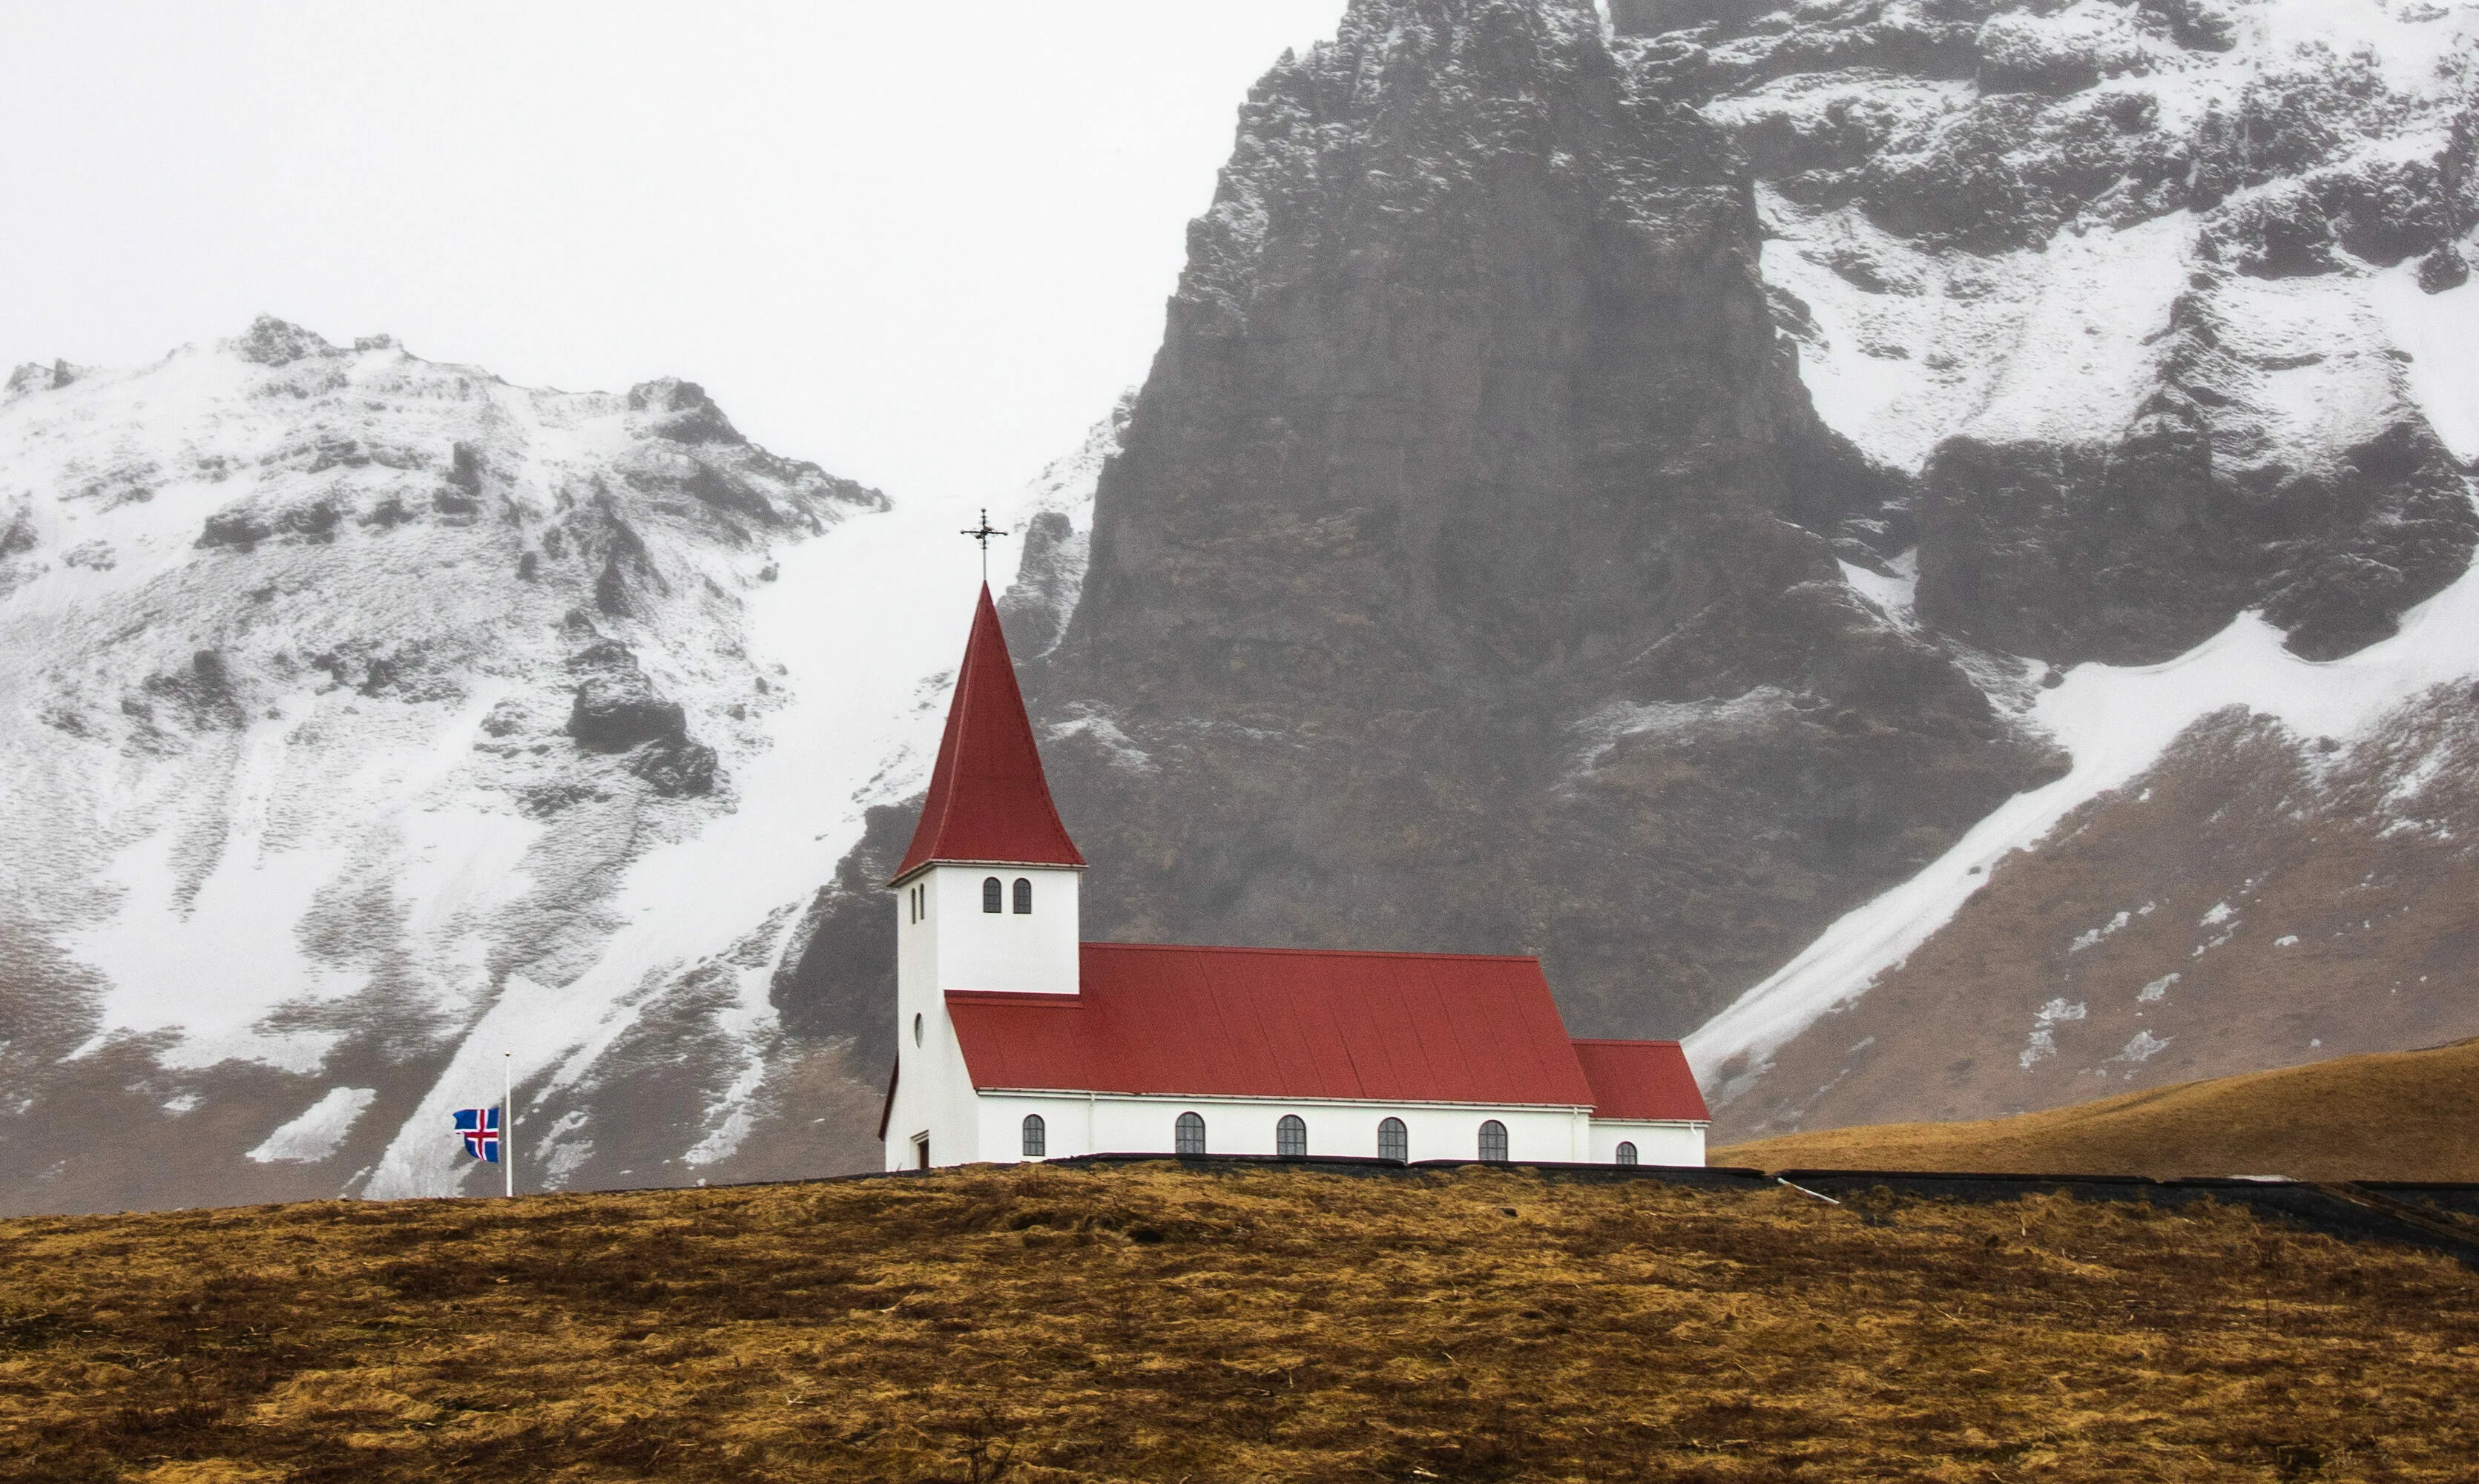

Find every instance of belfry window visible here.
[1478,1119,1509,1164]
[1013,877,1032,914]
[1616,1141,1639,1167]
[1377,1117,1408,1163]
[983,877,1002,913]
[1276,1114,1307,1157]
[1022,1113,1047,1158]
[1174,1111,1206,1156]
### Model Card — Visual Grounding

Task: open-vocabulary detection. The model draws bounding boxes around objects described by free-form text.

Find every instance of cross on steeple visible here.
[961,508,1009,581]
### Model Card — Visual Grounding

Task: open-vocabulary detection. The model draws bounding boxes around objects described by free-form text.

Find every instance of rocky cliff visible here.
[789,0,2065,1052]
[792,0,2479,1149]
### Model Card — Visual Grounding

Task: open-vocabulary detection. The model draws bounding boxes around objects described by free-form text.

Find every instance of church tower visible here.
[883,585,1084,1169]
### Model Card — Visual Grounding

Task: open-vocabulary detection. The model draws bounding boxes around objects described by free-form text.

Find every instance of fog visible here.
[0,1,1342,504]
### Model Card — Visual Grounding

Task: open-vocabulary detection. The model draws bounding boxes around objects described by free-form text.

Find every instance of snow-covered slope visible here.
[1690,558,2479,1118]
[0,319,1102,1213]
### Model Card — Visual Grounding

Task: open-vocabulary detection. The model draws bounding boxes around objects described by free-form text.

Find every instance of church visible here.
[879,587,1710,1171]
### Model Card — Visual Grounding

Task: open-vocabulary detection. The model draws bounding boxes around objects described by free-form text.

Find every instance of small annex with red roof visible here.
[880,588,1708,1171]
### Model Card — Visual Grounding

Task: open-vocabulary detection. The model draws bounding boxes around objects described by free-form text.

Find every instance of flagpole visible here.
[504,1052,513,1199]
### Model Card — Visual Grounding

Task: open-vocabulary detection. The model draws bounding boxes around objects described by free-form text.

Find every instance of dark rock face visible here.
[628,738,717,797]
[567,642,686,753]
[564,639,720,797]
[1916,414,2477,664]
[996,510,1085,658]
[233,316,335,368]
[628,378,748,446]
[2420,243,2472,293]
[773,803,911,1069]
[958,0,2058,1041]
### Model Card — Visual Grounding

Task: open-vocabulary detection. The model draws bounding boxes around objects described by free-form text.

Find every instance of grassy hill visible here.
[4,1164,2478,1481]
[1717,1037,2479,1181]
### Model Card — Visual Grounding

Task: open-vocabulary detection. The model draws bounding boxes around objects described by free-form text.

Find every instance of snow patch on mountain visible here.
[2367,266,2479,461]
[1761,195,2196,472]
[1565,686,1805,782]
[248,1086,377,1164]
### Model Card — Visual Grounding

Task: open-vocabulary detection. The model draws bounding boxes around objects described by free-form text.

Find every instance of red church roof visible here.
[892,584,1085,881]
[1570,1039,1711,1122]
[941,943,1703,1120]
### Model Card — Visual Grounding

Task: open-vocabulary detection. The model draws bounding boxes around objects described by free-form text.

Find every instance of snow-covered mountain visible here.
[0,320,1114,1213]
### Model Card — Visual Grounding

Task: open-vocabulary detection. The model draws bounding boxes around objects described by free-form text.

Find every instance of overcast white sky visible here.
[0,2,1343,506]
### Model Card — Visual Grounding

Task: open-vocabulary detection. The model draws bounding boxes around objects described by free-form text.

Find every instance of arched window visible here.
[982,877,1002,913]
[1616,1141,1639,1167]
[1276,1114,1307,1157]
[1174,1111,1206,1156]
[1478,1119,1509,1164]
[1013,877,1033,914]
[1021,1113,1047,1158]
[912,1012,923,1047]
[1377,1117,1408,1164]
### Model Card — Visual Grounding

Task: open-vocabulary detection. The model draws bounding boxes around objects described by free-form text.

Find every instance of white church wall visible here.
[968,1092,1607,1166]
[925,863,1082,996]
[881,996,984,1172]
[1585,1120,1706,1167]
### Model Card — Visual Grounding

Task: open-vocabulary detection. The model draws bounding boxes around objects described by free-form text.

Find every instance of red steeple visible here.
[891,585,1085,882]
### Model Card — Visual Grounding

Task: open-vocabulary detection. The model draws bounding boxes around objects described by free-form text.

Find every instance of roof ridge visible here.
[1083,941,1545,965]
[945,989,1085,1005]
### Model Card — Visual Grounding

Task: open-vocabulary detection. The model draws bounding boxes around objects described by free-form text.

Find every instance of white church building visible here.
[879,587,1709,1171]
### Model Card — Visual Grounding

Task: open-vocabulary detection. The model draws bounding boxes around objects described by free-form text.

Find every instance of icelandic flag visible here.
[454,1107,501,1163]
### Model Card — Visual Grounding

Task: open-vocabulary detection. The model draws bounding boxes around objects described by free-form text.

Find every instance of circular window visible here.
[912,1012,924,1046]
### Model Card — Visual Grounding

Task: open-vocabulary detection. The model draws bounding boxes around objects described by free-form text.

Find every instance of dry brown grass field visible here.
[1716,1038,2479,1181]
[3,1162,2476,1482]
